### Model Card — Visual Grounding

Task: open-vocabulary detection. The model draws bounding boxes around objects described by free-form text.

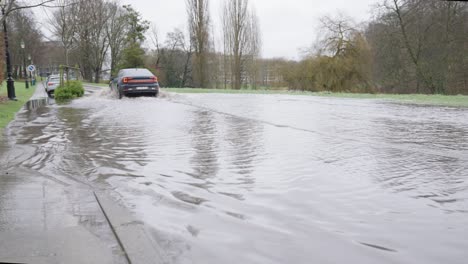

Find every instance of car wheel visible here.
[47,91,53,98]
[118,89,123,99]
[154,92,159,98]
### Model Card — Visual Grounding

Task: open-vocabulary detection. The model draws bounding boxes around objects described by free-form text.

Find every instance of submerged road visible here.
[1,86,467,263]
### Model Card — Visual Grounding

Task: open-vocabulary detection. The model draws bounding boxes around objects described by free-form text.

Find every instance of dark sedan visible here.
[111,68,160,99]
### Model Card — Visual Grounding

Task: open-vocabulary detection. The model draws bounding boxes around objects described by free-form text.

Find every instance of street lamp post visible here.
[2,6,16,100]
[20,40,29,89]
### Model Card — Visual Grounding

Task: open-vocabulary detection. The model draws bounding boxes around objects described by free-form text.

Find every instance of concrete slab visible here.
[31,83,48,99]
[0,168,129,264]
[94,192,165,264]
[0,226,115,264]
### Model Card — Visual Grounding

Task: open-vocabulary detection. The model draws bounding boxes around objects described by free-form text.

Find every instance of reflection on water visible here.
[190,110,219,180]
[1,90,467,264]
[224,115,264,189]
[24,98,49,110]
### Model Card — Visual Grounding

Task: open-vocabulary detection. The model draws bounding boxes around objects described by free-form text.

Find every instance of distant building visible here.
[35,41,66,77]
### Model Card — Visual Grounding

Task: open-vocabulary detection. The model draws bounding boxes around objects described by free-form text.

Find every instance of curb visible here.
[94,192,164,264]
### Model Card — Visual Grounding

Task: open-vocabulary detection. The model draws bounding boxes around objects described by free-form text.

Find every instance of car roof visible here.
[120,68,154,77]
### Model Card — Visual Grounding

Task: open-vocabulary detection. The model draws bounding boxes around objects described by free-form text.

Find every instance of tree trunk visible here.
[94,68,100,83]
[393,0,435,93]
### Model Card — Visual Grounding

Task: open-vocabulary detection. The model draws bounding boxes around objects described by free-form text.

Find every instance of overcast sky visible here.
[122,0,379,59]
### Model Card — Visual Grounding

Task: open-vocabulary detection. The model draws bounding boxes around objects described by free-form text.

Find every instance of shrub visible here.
[54,88,73,101]
[68,81,85,97]
[54,81,85,102]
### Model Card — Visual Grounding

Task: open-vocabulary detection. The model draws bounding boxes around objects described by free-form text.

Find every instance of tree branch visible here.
[1,0,58,24]
[7,0,57,14]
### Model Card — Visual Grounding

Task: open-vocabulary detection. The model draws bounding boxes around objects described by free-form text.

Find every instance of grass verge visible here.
[0,82,36,130]
[84,82,109,88]
[164,88,468,107]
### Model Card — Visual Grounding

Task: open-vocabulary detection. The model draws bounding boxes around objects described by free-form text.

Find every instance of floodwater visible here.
[1,88,468,263]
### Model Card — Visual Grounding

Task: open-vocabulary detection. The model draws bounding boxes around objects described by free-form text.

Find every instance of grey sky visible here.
[123,0,379,59]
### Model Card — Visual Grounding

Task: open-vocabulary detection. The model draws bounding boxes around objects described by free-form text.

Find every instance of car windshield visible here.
[1,1,467,264]
[121,68,153,77]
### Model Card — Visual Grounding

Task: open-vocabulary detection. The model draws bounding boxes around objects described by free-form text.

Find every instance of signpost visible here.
[27,65,36,72]
[27,65,36,86]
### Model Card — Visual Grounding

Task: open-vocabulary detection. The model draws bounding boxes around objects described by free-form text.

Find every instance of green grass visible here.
[312,92,468,107]
[84,82,109,88]
[0,82,36,131]
[164,88,468,107]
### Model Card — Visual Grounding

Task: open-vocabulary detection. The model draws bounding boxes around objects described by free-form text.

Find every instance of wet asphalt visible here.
[1,85,467,264]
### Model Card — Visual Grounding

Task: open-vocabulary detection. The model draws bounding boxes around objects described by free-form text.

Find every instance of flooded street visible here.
[1,88,468,264]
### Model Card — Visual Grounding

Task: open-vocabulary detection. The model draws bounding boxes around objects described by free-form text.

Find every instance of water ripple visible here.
[1,90,467,264]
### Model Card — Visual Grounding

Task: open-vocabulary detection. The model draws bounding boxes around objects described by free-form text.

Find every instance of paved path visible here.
[0,167,127,264]
[0,85,164,264]
[31,82,48,99]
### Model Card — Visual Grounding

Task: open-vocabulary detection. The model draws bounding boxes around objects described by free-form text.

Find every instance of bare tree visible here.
[73,0,110,82]
[90,0,110,83]
[367,0,468,94]
[170,29,192,86]
[106,1,129,76]
[316,15,357,57]
[50,0,77,65]
[385,0,437,93]
[149,24,160,53]
[246,9,260,88]
[148,23,162,74]
[222,0,260,89]
[186,0,210,87]
[221,5,229,88]
[4,7,43,80]
[174,29,194,88]
[1,0,56,24]
[282,14,372,93]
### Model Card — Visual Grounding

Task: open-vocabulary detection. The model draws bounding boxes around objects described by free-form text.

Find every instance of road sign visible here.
[27,65,36,72]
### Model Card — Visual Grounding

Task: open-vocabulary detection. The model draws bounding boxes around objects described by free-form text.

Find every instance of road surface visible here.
[1,86,467,263]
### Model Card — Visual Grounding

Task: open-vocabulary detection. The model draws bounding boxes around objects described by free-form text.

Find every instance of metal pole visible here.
[28,56,33,86]
[2,6,16,100]
[22,45,29,89]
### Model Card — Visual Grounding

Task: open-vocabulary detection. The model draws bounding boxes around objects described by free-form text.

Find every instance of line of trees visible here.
[0,0,56,84]
[284,0,468,95]
[148,0,261,89]
[4,0,465,94]
[43,0,262,88]
[368,0,468,94]
[49,0,149,83]
[222,0,261,90]
[187,0,210,88]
